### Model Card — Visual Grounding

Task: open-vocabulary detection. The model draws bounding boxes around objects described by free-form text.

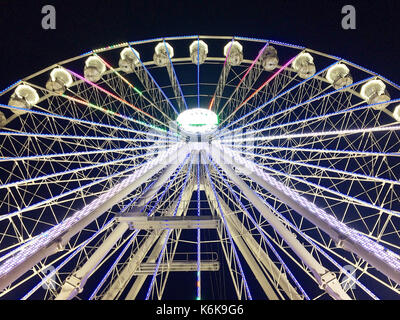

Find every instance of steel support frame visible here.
[211,143,400,286]
[54,162,182,299]
[203,180,280,300]
[102,182,195,300]
[205,176,304,300]
[208,146,351,300]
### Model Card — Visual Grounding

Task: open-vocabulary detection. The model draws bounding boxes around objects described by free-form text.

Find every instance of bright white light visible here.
[177,108,218,134]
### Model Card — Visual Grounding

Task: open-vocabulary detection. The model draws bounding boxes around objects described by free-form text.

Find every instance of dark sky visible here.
[0,0,400,90]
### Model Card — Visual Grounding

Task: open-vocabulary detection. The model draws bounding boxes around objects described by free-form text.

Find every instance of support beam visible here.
[208,147,351,300]
[124,233,168,300]
[227,220,280,300]
[101,182,195,300]
[54,162,182,300]
[227,211,304,300]
[203,158,253,300]
[100,230,165,300]
[204,181,281,300]
[212,143,400,286]
[134,260,220,275]
[205,157,305,300]
[55,223,128,300]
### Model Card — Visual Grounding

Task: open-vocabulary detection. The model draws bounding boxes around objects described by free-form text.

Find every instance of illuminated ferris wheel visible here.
[0,35,399,300]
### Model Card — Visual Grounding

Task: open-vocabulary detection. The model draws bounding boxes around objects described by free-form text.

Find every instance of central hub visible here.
[176,108,218,136]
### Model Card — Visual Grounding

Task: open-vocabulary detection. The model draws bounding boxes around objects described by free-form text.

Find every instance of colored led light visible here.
[66,68,164,127]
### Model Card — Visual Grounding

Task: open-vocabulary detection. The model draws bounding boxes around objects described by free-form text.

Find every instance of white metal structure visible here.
[0,35,400,300]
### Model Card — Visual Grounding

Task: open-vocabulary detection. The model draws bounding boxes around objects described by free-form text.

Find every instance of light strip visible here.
[0,101,170,138]
[231,55,297,115]
[93,53,177,124]
[140,154,190,216]
[216,61,344,137]
[87,179,162,300]
[93,53,142,95]
[222,143,400,158]
[89,230,139,300]
[0,130,169,143]
[217,42,269,118]
[66,68,166,128]
[231,149,400,186]
[218,75,378,139]
[271,208,379,300]
[237,42,268,88]
[0,150,166,190]
[0,145,170,162]
[21,219,114,300]
[220,123,400,144]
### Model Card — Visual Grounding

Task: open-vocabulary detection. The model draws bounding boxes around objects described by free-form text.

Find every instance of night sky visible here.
[1,0,400,90]
[1,0,400,302]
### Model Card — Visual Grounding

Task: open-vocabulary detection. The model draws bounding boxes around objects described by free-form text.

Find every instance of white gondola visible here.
[153,42,174,66]
[393,105,400,122]
[8,84,39,115]
[223,41,243,66]
[325,63,353,89]
[189,40,208,65]
[292,52,316,79]
[360,79,391,110]
[46,68,73,94]
[118,47,141,73]
[259,46,279,71]
[84,56,106,82]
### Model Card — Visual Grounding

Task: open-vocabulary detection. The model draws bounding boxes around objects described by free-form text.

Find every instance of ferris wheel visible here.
[0,35,399,300]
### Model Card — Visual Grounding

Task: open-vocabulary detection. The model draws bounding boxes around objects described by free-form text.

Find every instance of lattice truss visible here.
[0,36,399,300]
